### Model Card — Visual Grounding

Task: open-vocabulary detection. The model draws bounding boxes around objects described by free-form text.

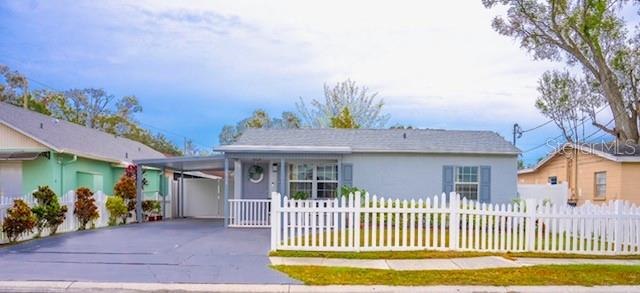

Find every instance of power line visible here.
[520,105,612,154]
[521,119,554,133]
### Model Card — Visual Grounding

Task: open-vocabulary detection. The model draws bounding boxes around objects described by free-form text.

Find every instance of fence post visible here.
[354,191,361,251]
[270,192,280,251]
[525,198,536,252]
[448,192,459,250]
[614,200,623,254]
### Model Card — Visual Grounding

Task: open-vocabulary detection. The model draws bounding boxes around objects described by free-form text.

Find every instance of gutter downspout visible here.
[58,154,77,195]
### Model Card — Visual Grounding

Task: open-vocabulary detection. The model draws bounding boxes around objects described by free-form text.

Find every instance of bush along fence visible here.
[0,190,165,244]
[269,192,640,255]
[0,190,108,244]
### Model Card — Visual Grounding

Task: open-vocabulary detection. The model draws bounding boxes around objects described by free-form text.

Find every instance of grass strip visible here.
[272,264,640,286]
[270,249,640,260]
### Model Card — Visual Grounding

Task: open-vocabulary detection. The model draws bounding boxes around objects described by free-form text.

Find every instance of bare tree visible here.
[296,79,389,128]
[483,0,640,142]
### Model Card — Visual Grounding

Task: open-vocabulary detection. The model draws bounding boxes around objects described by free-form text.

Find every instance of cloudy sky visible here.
[0,1,621,163]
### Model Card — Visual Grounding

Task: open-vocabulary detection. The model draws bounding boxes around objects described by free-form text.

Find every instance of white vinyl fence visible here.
[518,183,569,207]
[229,199,271,227]
[270,192,640,255]
[0,190,110,244]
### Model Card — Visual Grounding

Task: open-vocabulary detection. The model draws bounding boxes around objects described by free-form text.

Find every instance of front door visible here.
[242,162,269,199]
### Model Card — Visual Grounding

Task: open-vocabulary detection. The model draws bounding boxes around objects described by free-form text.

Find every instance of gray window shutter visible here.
[442,166,454,194]
[341,163,353,187]
[479,166,491,203]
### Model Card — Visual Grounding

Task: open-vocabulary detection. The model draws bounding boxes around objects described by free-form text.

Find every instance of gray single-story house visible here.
[134,128,519,225]
[218,128,519,202]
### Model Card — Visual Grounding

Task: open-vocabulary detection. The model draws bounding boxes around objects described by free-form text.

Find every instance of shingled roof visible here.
[0,102,165,163]
[217,128,520,155]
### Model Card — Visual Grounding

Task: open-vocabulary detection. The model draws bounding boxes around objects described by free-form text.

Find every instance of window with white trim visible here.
[595,172,606,198]
[454,166,479,200]
[288,163,339,199]
[288,164,313,198]
[548,176,558,185]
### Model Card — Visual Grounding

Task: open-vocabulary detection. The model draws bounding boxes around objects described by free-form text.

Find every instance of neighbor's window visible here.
[288,163,339,199]
[548,176,558,185]
[595,172,607,198]
[454,166,479,200]
[289,164,313,198]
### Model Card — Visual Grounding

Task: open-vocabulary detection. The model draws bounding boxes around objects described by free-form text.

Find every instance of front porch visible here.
[134,151,350,228]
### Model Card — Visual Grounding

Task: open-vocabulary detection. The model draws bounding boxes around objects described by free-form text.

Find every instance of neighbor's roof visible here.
[518,142,640,175]
[216,128,520,155]
[0,102,165,163]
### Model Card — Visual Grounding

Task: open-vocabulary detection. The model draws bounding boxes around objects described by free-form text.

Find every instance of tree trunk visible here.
[598,65,640,143]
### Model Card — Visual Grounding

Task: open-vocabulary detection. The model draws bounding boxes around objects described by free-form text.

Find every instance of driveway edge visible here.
[0,281,640,293]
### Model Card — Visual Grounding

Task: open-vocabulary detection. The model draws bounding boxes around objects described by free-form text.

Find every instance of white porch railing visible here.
[229,199,271,227]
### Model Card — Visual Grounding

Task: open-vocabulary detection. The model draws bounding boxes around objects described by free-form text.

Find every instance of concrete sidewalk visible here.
[0,281,639,293]
[269,256,640,270]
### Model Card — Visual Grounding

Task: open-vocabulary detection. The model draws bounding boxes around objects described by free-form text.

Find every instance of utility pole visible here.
[512,123,522,146]
[22,85,29,109]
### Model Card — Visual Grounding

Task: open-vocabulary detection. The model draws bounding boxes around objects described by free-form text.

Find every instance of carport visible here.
[133,155,233,225]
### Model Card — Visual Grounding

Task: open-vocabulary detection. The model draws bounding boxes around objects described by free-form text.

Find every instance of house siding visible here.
[620,163,640,204]
[342,153,517,204]
[21,153,164,197]
[0,123,47,150]
[517,149,640,204]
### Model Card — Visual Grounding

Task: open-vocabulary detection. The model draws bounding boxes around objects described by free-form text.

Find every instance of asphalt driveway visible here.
[0,219,297,284]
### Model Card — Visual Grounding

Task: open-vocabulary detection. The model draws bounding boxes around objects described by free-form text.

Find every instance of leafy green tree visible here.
[330,107,360,128]
[482,0,640,142]
[0,64,182,155]
[0,64,29,108]
[297,79,389,128]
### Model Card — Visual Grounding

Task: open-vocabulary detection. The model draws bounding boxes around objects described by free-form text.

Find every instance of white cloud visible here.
[117,0,561,125]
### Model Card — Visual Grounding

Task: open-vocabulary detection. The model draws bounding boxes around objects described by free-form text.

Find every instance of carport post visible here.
[161,168,166,220]
[180,171,184,218]
[223,158,229,227]
[136,165,143,223]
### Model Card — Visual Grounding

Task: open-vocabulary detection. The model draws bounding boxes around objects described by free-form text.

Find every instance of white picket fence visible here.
[269,192,640,255]
[229,199,271,227]
[0,190,110,244]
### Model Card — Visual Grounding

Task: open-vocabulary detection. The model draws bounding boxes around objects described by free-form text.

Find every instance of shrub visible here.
[114,174,136,224]
[31,186,68,236]
[106,196,128,226]
[142,200,161,219]
[2,199,37,243]
[74,187,99,230]
[340,185,367,198]
[291,191,309,200]
[46,200,68,235]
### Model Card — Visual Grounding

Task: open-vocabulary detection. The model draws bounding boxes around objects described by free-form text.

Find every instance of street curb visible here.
[0,281,639,293]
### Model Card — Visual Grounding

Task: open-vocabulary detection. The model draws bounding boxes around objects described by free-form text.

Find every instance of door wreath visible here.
[248,165,264,183]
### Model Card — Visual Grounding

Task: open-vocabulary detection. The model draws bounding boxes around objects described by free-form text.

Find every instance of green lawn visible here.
[272,264,640,286]
[270,249,640,260]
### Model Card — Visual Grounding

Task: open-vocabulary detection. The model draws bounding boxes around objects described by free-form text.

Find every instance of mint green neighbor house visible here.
[0,103,168,197]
